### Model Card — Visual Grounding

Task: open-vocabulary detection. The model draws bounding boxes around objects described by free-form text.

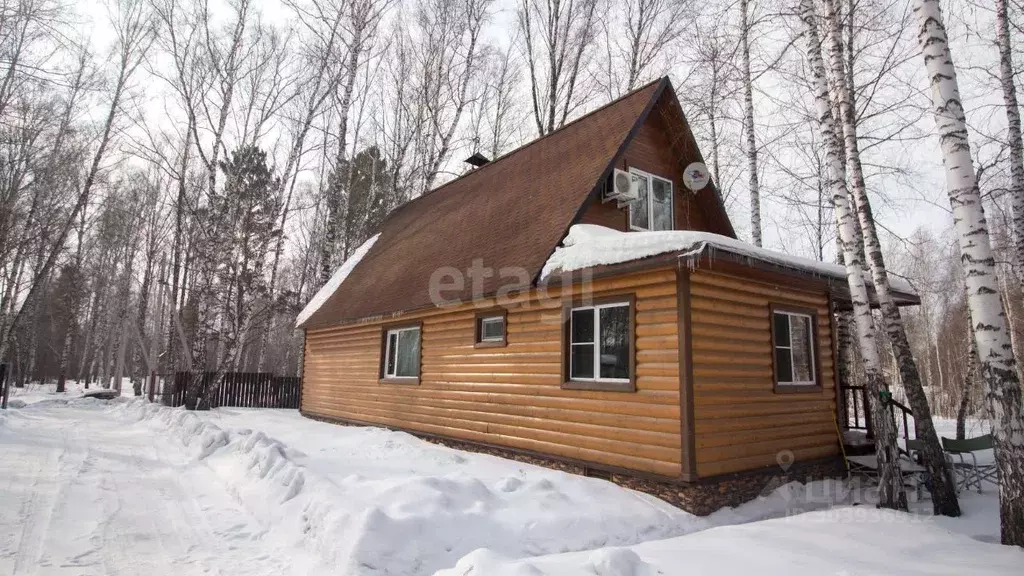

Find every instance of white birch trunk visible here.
[821,0,959,516]
[996,0,1024,281]
[801,0,907,511]
[320,12,369,286]
[740,0,761,247]
[912,0,1024,545]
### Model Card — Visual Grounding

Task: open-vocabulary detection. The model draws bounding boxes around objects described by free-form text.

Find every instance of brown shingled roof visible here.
[300,78,705,328]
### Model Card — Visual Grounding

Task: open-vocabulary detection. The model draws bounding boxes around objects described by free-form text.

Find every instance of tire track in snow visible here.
[9,416,90,575]
[0,399,333,576]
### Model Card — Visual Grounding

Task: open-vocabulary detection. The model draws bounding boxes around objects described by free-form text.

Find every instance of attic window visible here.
[628,169,673,231]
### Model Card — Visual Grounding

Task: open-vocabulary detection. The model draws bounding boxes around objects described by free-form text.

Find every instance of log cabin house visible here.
[296,77,918,511]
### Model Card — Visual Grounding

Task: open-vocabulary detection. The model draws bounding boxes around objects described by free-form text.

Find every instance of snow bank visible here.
[117,401,705,575]
[438,508,1024,576]
[296,233,380,327]
[541,224,916,294]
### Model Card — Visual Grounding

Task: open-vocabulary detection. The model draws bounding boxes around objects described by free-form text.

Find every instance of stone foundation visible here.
[302,410,846,516]
[608,458,846,515]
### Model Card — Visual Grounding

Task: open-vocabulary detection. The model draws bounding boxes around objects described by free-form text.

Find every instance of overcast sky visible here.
[76,0,1014,266]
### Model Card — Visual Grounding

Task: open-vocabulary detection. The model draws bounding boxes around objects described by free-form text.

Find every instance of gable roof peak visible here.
[300,78,678,328]
[389,77,669,220]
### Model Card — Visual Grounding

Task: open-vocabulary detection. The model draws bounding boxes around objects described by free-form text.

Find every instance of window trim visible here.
[627,168,674,232]
[769,304,822,393]
[379,320,423,385]
[474,308,508,348]
[561,294,637,392]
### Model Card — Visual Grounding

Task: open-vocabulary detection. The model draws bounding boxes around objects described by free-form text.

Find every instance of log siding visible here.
[578,98,727,235]
[688,269,839,478]
[302,267,683,477]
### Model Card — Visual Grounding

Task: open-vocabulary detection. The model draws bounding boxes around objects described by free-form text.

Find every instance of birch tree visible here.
[911,0,1024,545]
[412,0,492,192]
[471,45,524,159]
[517,0,601,136]
[739,0,761,246]
[596,0,687,98]
[319,0,390,285]
[821,0,959,516]
[995,0,1024,281]
[254,0,353,368]
[0,0,154,362]
[801,0,907,511]
[680,20,740,205]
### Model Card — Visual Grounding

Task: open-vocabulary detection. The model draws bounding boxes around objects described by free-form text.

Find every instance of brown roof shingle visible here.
[300,79,666,328]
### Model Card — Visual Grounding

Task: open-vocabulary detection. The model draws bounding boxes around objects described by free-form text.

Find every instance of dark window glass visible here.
[386,333,398,375]
[651,178,673,231]
[775,346,794,383]
[599,306,629,379]
[480,316,505,341]
[571,309,594,343]
[773,312,791,347]
[571,344,595,379]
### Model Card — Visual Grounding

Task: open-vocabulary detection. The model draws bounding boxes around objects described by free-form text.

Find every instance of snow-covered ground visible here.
[0,395,329,575]
[1,386,1021,575]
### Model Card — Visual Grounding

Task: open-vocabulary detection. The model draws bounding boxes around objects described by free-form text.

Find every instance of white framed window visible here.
[771,309,817,387]
[569,301,631,382]
[628,169,674,232]
[478,315,505,343]
[384,326,421,378]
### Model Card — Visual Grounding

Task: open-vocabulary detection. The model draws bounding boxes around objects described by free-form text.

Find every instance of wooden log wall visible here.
[302,267,682,477]
[688,269,838,477]
[577,100,720,235]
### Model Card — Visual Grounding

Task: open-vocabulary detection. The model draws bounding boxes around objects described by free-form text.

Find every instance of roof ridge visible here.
[384,77,668,220]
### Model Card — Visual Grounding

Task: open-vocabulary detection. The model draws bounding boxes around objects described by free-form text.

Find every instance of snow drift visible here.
[437,507,1024,575]
[541,224,916,294]
[118,400,707,575]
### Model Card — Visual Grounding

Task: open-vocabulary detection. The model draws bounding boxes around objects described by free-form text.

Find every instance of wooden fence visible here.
[159,371,300,409]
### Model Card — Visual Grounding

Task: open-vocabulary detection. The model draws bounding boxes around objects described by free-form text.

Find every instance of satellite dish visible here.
[682,162,711,191]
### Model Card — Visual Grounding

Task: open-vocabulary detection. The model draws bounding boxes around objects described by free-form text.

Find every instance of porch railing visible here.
[841,384,914,446]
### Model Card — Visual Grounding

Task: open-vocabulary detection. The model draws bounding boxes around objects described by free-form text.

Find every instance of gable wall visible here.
[578,99,713,233]
[687,268,839,477]
[301,267,682,477]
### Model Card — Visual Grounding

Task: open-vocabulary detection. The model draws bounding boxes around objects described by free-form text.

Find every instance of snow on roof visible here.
[541,224,916,295]
[296,233,380,328]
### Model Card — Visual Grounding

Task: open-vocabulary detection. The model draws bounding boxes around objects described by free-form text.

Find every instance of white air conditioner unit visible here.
[605,168,639,205]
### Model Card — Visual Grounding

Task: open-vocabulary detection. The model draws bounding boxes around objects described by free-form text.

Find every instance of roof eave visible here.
[542,244,921,309]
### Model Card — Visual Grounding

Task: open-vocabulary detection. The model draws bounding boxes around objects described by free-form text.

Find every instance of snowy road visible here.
[0,398,331,576]
[2,392,1021,576]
